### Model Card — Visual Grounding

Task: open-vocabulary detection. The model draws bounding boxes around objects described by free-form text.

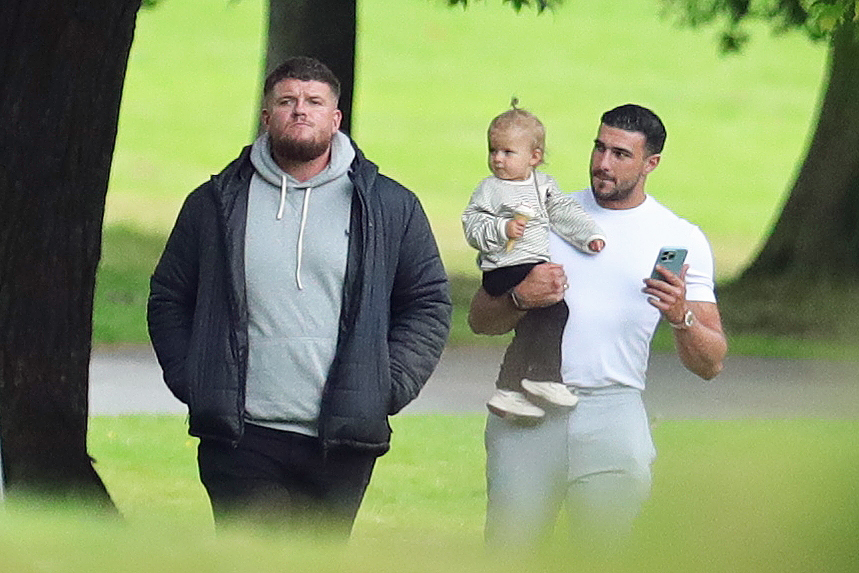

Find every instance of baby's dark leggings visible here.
[483,263,567,390]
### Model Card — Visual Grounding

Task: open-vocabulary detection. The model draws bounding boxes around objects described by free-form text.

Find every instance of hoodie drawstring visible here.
[295,186,312,290]
[276,175,287,220]
[274,175,311,290]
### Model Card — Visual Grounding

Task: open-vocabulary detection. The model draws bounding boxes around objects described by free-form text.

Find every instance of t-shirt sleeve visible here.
[685,226,717,303]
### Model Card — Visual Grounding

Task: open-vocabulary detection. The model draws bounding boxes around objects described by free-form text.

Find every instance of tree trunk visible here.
[0,0,141,506]
[265,0,357,134]
[740,24,859,284]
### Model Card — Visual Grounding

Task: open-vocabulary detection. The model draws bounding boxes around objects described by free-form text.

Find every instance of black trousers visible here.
[198,423,376,537]
[483,263,567,390]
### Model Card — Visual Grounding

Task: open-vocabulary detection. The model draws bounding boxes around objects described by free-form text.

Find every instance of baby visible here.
[462,101,606,419]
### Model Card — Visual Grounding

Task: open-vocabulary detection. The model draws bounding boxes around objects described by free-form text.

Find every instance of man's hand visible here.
[469,262,567,335]
[511,262,567,310]
[643,263,688,324]
[642,263,727,380]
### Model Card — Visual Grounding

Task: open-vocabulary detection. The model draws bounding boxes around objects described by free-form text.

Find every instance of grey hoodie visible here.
[244,131,356,436]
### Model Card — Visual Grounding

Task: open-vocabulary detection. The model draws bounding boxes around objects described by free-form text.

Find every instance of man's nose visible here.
[292,98,307,115]
[596,151,612,171]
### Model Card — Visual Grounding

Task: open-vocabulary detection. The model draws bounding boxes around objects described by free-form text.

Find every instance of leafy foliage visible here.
[661,0,858,51]
[447,0,562,13]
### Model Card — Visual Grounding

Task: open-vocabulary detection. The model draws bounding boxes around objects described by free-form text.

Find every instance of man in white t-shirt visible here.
[469,104,727,547]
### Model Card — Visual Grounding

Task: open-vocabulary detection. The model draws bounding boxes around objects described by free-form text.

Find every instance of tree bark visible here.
[740,24,859,284]
[0,0,141,506]
[265,0,357,134]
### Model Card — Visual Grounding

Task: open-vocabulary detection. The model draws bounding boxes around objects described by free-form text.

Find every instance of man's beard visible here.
[591,172,638,204]
[270,133,331,163]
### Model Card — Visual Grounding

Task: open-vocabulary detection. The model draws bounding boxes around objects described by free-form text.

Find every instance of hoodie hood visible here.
[248,131,355,289]
[250,130,355,191]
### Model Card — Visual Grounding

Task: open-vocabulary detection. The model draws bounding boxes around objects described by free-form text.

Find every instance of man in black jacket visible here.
[147,57,451,536]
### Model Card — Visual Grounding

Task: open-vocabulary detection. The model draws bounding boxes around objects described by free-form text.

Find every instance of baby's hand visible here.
[506,218,526,239]
[589,238,605,253]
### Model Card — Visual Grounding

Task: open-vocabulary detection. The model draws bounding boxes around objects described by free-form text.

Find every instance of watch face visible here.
[684,310,694,326]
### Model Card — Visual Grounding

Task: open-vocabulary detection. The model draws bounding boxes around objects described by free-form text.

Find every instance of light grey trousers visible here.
[484,386,656,547]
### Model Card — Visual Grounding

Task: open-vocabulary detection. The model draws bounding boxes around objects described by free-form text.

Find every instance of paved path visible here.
[90,345,858,418]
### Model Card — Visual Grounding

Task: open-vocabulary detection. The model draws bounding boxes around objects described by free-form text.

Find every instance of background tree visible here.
[263,0,555,134]
[0,0,142,505]
[664,1,859,335]
[265,0,357,133]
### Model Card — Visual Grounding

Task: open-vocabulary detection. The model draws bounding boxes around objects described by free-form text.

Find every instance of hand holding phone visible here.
[650,247,688,280]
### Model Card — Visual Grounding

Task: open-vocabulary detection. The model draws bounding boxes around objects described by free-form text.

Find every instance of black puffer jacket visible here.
[147,143,451,455]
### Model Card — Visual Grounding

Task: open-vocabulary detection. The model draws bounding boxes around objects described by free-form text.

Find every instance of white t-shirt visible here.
[550,190,716,391]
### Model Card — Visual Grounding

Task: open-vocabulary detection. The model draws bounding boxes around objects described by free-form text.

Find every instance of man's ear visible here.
[261,108,271,130]
[643,153,661,174]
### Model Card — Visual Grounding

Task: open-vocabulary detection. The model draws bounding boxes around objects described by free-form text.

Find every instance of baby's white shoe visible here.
[487,389,545,419]
[521,379,578,408]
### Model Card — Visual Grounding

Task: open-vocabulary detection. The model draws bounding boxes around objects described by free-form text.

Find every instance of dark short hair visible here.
[601,104,666,156]
[263,56,341,100]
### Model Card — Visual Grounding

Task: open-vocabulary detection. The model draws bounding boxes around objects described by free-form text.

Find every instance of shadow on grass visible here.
[95,224,859,358]
[94,225,167,345]
[716,277,859,358]
[93,224,498,348]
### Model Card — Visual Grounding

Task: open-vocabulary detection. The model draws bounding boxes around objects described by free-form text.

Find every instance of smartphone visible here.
[650,247,688,280]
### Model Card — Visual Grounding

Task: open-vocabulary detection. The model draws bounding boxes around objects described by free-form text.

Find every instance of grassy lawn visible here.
[7,4,856,570]
[96,226,859,356]
[1,414,856,571]
[93,0,859,354]
[109,0,830,274]
[73,7,857,564]
[111,0,828,278]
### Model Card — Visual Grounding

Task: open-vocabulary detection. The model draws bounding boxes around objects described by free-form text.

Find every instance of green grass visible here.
[95,225,859,355]
[93,225,166,344]
[95,0,856,354]
[2,414,856,571]
[108,0,828,277]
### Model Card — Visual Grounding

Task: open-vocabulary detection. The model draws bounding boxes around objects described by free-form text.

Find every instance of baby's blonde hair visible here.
[488,98,546,161]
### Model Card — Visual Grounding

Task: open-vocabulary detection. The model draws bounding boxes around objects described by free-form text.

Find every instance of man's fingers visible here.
[550,266,568,291]
[652,264,677,284]
[535,263,567,290]
[643,263,689,322]
[652,263,688,287]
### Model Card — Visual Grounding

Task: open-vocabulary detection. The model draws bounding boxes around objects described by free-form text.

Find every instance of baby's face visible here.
[488,128,541,181]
